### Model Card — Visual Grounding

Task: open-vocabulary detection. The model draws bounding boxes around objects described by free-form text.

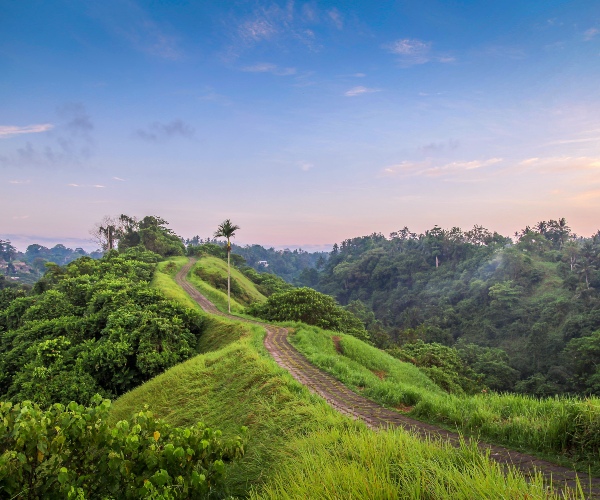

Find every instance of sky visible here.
[1,0,600,252]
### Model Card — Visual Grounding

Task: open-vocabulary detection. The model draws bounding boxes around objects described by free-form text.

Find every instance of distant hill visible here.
[312,220,600,396]
[0,241,103,286]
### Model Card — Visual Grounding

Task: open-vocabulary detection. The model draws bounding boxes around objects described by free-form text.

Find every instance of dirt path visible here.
[176,259,600,497]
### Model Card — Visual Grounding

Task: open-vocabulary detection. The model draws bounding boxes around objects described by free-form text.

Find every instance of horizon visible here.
[2,1,600,245]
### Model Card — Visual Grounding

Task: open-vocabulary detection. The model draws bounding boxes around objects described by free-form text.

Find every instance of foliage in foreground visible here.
[246,287,370,342]
[0,395,246,499]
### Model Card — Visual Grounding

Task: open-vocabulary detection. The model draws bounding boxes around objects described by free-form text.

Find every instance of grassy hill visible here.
[109,257,584,498]
[186,256,267,314]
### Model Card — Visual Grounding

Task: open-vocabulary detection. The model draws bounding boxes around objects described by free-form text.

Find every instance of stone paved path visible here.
[176,258,600,497]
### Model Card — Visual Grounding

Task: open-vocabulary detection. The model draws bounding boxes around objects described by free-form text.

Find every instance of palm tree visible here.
[214,219,240,313]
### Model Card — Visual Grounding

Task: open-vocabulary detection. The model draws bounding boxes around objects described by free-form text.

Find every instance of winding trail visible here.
[176,258,600,497]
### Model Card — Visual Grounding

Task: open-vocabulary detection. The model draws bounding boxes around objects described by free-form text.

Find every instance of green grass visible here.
[110,265,586,498]
[152,257,200,310]
[290,326,600,473]
[196,256,267,304]
[253,427,582,500]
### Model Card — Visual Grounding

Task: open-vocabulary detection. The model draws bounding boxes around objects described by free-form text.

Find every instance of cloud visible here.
[12,215,30,220]
[112,177,125,181]
[135,119,195,142]
[67,183,105,188]
[353,73,366,77]
[584,28,599,41]
[328,8,343,30]
[344,86,381,97]
[242,63,296,76]
[384,38,455,66]
[8,179,30,184]
[381,158,502,177]
[518,156,600,173]
[58,103,93,136]
[0,124,54,138]
[227,3,324,59]
[0,103,94,169]
[387,38,432,56]
[89,3,181,60]
[420,139,459,154]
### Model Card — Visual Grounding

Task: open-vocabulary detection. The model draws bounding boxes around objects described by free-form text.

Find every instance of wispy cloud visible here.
[384,38,455,66]
[0,124,54,138]
[67,183,105,188]
[382,157,502,177]
[584,28,599,41]
[227,3,327,59]
[8,179,30,184]
[112,177,125,181]
[420,139,459,154]
[134,119,194,143]
[12,215,30,220]
[242,63,296,76]
[344,86,381,97]
[0,103,94,169]
[88,3,182,60]
[328,8,343,30]
[518,156,600,173]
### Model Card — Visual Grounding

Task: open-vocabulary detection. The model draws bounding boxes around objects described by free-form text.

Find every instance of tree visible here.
[90,215,120,251]
[214,219,240,313]
[0,240,17,276]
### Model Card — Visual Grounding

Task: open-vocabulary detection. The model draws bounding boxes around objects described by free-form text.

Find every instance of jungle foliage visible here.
[312,219,600,396]
[0,395,245,499]
[0,249,205,406]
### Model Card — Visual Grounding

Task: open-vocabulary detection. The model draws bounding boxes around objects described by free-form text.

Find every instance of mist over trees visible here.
[306,219,600,396]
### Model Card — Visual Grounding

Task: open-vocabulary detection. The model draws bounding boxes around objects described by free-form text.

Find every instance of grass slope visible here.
[291,326,600,474]
[186,256,266,314]
[111,257,584,498]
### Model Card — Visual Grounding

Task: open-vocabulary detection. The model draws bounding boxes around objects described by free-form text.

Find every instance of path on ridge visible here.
[176,258,600,497]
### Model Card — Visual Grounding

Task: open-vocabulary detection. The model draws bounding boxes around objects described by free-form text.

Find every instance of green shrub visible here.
[0,395,246,499]
[246,287,370,342]
[387,340,484,395]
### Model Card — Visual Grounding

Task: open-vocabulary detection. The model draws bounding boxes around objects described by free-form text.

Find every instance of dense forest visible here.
[308,219,600,396]
[0,217,206,407]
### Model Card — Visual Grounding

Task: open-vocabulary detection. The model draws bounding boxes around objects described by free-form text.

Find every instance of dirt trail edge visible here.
[176,259,600,497]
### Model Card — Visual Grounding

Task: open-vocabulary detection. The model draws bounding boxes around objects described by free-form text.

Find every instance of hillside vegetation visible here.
[312,219,600,396]
[110,257,579,498]
[0,249,205,405]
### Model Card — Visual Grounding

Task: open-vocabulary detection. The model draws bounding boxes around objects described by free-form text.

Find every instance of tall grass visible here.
[291,326,600,470]
[253,427,579,500]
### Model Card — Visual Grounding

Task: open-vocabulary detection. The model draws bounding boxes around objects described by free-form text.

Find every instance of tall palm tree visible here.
[214,219,240,313]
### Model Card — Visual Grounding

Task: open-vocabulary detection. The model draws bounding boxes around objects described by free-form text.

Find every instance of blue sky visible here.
[2,0,600,251]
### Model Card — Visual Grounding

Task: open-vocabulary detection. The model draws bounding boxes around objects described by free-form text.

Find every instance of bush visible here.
[387,340,484,395]
[0,396,246,499]
[246,287,370,342]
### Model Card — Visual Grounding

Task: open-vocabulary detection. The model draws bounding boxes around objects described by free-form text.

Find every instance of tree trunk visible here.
[227,239,231,313]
